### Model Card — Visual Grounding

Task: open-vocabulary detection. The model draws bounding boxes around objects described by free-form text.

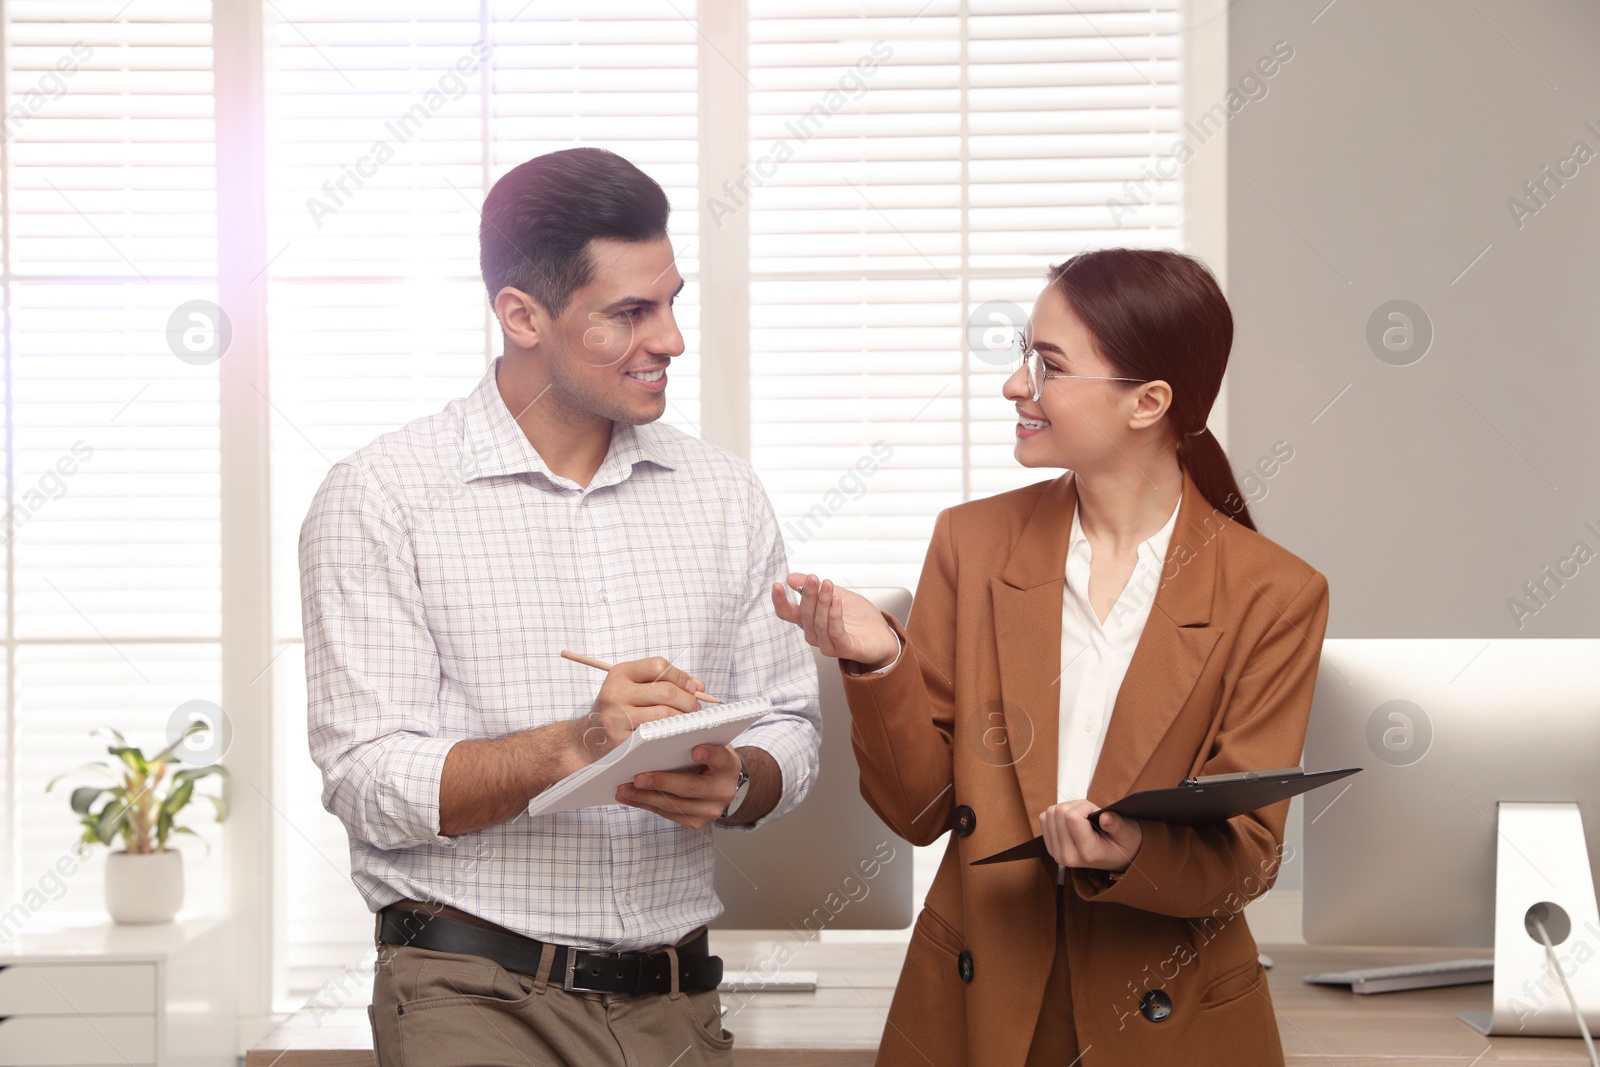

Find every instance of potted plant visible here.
[46,724,229,924]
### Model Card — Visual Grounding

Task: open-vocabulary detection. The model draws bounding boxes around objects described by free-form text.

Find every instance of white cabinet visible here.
[0,916,232,1067]
[0,1016,156,1066]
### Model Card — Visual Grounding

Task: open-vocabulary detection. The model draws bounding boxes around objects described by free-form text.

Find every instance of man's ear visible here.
[493,286,548,350]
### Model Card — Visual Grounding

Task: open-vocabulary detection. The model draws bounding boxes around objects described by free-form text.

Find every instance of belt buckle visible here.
[562,948,620,993]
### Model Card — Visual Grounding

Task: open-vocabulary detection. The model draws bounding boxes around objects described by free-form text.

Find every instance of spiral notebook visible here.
[526,697,773,817]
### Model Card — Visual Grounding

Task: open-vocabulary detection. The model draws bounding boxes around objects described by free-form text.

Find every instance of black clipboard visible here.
[970,766,1362,866]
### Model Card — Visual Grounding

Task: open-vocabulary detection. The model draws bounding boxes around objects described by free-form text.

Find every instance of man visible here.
[300,147,820,1066]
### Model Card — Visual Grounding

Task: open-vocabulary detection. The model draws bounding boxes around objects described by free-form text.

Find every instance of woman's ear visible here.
[1128,379,1173,430]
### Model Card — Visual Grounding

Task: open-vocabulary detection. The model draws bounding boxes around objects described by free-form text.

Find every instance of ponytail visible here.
[1178,426,1255,532]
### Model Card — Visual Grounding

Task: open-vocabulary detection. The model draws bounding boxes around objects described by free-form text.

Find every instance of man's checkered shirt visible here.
[300,358,821,950]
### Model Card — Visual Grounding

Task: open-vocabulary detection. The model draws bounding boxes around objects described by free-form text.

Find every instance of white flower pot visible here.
[104,849,184,924]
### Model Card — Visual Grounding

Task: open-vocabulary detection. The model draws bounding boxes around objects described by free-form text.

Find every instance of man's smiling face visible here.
[542,235,685,426]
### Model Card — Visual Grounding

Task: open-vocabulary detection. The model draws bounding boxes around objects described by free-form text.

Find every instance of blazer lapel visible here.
[991,469,1229,830]
[991,474,1077,835]
[1087,470,1225,805]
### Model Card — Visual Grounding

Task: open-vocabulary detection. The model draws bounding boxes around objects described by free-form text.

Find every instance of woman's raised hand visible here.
[770,573,901,671]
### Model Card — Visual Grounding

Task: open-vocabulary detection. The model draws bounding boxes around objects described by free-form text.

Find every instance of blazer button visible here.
[957,950,974,983]
[1139,989,1173,1022]
[951,805,976,837]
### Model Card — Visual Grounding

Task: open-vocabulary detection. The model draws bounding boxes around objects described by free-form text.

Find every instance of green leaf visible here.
[150,721,207,765]
[162,780,195,816]
[69,786,106,815]
[204,792,228,823]
[107,745,147,777]
[171,764,229,787]
[92,726,127,748]
[170,825,212,857]
[45,761,117,793]
[94,798,129,845]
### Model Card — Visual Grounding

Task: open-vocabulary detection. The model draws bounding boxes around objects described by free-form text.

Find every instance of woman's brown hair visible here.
[1046,247,1256,532]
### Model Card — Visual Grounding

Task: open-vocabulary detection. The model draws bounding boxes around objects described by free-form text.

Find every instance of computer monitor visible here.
[712,587,915,934]
[1302,638,1600,1036]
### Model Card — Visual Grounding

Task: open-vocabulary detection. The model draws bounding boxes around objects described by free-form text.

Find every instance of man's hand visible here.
[569,656,707,767]
[1040,799,1143,872]
[616,743,742,829]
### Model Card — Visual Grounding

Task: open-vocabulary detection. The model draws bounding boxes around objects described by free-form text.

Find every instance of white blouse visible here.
[1056,492,1182,804]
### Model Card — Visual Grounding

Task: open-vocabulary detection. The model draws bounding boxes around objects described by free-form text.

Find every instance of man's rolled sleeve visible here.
[721,464,821,832]
[300,461,459,851]
[729,717,815,830]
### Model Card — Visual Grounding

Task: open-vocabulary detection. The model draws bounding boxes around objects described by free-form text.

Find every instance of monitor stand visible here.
[1457,801,1600,1039]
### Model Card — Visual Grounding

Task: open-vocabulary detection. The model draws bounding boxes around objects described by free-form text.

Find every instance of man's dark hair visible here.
[479,147,670,319]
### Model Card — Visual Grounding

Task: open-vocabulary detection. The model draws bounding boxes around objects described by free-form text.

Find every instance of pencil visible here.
[559,650,723,704]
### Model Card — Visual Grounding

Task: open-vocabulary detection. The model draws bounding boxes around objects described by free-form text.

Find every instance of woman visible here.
[770,248,1329,1066]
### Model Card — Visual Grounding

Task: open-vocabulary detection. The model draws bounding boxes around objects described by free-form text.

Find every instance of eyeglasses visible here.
[1017,338,1147,403]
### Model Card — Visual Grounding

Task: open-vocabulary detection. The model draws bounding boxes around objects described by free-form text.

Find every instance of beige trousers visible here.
[369,920,734,1067]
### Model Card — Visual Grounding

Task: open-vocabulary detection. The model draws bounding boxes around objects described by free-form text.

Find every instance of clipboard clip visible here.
[1180,766,1303,788]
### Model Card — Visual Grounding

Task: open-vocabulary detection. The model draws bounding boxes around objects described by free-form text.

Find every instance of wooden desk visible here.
[247,940,1592,1065]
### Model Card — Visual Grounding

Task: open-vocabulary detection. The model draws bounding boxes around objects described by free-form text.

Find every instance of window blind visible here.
[0,0,1185,1019]
[1,0,225,928]
[747,0,1183,591]
[262,0,702,1006]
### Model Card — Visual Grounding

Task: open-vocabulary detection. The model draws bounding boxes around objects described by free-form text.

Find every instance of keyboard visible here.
[718,968,820,993]
[1303,958,1493,994]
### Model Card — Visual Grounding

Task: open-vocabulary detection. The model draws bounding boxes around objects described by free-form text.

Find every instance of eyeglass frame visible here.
[1017,339,1148,403]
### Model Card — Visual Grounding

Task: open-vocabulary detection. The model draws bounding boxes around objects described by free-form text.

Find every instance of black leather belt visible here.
[377,907,723,995]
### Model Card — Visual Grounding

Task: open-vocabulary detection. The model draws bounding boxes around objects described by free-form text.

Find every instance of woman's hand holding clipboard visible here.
[971,766,1363,866]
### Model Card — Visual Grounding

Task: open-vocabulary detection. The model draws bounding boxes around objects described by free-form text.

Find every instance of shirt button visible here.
[598,589,608,603]
[622,891,634,904]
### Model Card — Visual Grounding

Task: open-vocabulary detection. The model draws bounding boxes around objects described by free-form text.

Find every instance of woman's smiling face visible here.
[1003,285,1156,471]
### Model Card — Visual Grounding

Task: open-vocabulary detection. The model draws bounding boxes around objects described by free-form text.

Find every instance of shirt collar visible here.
[1068,490,1183,566]
[459,357,679,489]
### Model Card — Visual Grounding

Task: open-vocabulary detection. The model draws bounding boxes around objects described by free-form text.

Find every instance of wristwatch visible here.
[720,757,751,820]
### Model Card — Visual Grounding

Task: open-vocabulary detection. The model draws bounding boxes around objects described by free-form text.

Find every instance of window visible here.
[743,0,1182,935]
[262,0,704,1006]
[0,0,1181,1015]
[0,0,225,932]
[749,2,1183,590]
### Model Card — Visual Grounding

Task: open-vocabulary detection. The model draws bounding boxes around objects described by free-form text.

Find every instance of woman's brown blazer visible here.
[840,467,1331,1067]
